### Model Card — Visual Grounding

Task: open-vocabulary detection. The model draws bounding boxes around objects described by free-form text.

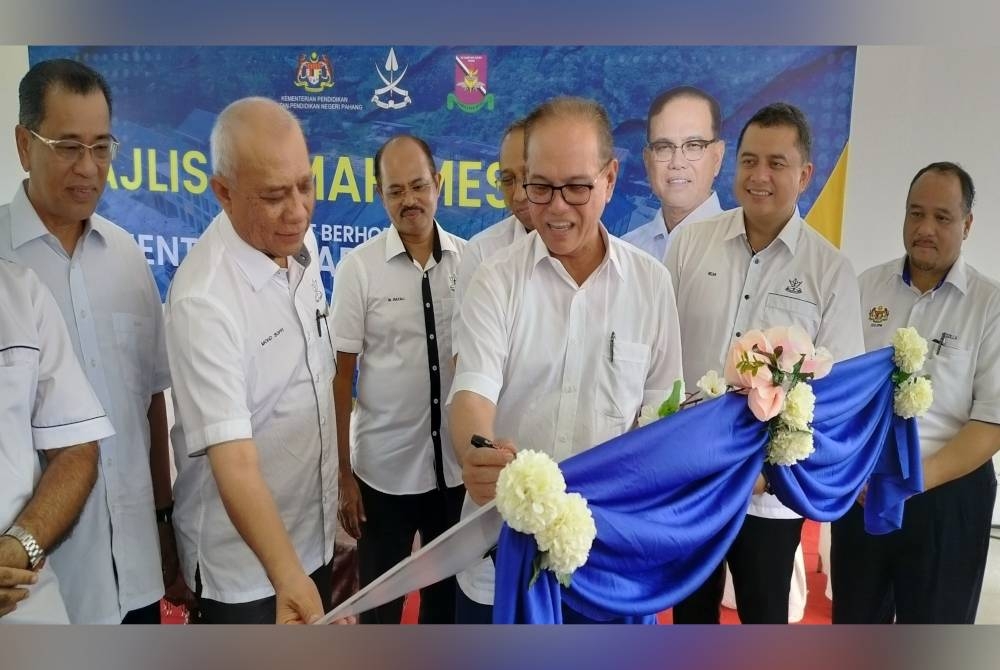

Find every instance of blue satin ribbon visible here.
[493,347,923,623]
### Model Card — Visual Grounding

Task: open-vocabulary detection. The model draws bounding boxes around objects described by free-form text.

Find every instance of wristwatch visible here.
[2,524,45,570]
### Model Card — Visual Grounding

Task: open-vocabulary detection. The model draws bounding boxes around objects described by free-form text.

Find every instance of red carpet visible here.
[163,521,831,624]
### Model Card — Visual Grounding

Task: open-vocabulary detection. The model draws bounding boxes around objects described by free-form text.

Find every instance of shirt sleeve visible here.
[451,240,485,346]
[330,252,366,354]
[165,295,250,456]
[448,259,509,406]
[970,294,1000,425]
[30,274,115,451]
[815,257,866,362]
[644,267,685,406]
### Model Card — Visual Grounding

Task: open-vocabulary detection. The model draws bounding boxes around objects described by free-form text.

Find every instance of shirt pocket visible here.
[112,313,154,398]
[925,343,974,417]
[595,340,649,444]
[0,347,39,470]
[762,292,820,337]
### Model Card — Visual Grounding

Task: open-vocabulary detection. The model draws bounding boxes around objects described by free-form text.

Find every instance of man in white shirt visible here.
[0,58,176,624]
[1,259,113,624]
[332,135,466,624]
[449,96,684,623]
[832,162,1000,624]
[666,102,864,624]
[166,98,338,624]
[452,118,533,343]
[623,86,724,262]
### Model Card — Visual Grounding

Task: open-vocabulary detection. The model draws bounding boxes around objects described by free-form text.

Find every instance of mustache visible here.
[401,206,424,217]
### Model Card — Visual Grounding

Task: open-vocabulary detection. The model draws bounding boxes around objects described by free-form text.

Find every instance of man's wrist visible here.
[155,503,174,525]
[0,527,42,570]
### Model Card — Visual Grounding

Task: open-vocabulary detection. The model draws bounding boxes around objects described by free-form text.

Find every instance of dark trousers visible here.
[454,583,652,624]
[121,600,161,624]
[193,561,333,624]
[356,477,465,624]
[831,460,997,624]
[674,515,805,624]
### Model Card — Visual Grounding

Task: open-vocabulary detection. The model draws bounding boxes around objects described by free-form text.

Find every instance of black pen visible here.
[610,331,616,363]
[315,309,324,337]
[471,434,495,449]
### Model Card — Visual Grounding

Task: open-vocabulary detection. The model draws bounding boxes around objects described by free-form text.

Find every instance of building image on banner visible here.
[27,46,857,300]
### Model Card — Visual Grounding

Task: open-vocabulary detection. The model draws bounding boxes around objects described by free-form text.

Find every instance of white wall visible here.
[0,45,28,196]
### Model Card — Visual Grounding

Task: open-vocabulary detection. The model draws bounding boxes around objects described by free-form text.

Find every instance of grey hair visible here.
[210,96,303,179]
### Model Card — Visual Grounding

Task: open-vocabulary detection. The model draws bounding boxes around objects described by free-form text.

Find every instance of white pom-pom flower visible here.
[495,450,566,536]
[780,382,815,432]
[766,428,815,466]
[892,327,929,374]
[894,375,934,419]
[536,492,597,583]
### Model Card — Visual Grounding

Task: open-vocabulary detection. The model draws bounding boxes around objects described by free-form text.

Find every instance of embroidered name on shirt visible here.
[785,278,803,294]
[449,273,457,292]
[260,327,285,347]
[387,297,406,302]
[707,271,718,277]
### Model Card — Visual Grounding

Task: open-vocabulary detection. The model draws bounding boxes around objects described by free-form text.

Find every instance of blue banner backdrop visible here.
[29,46,856,300]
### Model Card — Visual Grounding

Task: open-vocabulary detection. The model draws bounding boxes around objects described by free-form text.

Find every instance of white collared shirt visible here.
[451,214,530,344]
[666,207,864,519]
[332,221,464,494]
[166,212,337,603]
[0,184,170,623]
[859,256,1000,458]
[449,227,683,604]
[0,259,115,624]
[622,191,722,263]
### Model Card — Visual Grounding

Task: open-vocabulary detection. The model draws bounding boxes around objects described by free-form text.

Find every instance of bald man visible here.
[165,98,339,624]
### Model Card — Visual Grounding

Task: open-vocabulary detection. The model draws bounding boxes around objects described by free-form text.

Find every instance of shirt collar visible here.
[529,223,624,282]
[9,180,108,251]
[673,191,722,232]
[217,210,306,292]
[899,254,967,295]
[724,207,802,255]
[384,219,456,264]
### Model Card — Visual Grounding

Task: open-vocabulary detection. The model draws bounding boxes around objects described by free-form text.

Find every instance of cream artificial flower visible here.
[637,404,660,427]
[495,450,566,535]
[766,428,815,466]
[536,492,597,580]
[697,370,727,398]
[892,327,929,374]
[780,382,816,432]
[894,375,934,419]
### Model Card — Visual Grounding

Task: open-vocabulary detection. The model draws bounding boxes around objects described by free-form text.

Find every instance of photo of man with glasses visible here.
[448,96,683,623]
[623,86,724,263]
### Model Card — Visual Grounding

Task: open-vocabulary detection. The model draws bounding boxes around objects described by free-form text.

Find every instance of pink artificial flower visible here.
[764,325,816,373]
[724,330,773,389]
[748,384,786,422]
[800,346,834,380]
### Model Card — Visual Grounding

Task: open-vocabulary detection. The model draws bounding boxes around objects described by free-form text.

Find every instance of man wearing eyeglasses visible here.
[452,118,534,348]
[666,102,864,624]
[0,58,179,624]
[623,86,724,263]
[448,96,683,623]
[332,135,466,624]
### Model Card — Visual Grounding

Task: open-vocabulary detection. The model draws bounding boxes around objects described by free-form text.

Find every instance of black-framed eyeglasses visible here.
[646,138,718,162]
[523,160,612,206]
[27,128,119,164]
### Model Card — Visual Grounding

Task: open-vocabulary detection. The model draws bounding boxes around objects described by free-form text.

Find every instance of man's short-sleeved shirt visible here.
[166,212,337,603]
[449,227,684,604]
[0,183,171,622]
[666,208,864,519]
[860,256,1000,457]
[0,259,114,624]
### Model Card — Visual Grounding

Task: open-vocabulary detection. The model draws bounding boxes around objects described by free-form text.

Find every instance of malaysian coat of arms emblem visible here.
[295,52,334,93]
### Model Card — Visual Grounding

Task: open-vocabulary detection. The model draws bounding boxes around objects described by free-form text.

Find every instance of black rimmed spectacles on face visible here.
[27,128,120,164]
[646,138,718,162]
[523,160,612,206]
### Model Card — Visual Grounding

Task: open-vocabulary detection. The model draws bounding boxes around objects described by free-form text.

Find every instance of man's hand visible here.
[857,482,869,507]
[462,439,516,505]
[0,566,37,618]
[752,474,767,495]
[337,474,366,540]
[275,570,324,625]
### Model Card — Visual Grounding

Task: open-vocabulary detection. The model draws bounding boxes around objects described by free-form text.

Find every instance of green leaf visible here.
[658,379,684,417]
[556,572,573,589]
[528,554,543,589]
